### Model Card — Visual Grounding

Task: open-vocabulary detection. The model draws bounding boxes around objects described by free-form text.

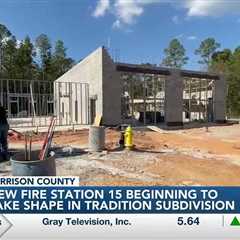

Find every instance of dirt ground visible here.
[3,123,240,186]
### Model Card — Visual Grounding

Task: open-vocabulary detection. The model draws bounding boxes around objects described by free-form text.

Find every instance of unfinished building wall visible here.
[54,82,89,125]
[55,47,122,125]
[102,48,122,125]
[165,70,183,126]
[213,74,226,123]
[183,78,214,123]
[55,47,104,124]
[54,46,225,126]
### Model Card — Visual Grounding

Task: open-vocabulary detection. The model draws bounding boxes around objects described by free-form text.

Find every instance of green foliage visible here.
[2,36,18,78]
[226,49,240,117]
[210,49,232,74]
[0,24,74,81]
[35,34,52,80]
[0,24,11,43]
[195,38,220,66]
[162,38,188,68]
[0,22,239,118]
[15,36,37,79]
[51,40,75,79]
[0,24,12,76]
[54,40,66,58]
[210,48,240,117]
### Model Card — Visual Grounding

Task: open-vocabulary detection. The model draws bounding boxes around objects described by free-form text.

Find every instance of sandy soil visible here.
[5,124,240,186]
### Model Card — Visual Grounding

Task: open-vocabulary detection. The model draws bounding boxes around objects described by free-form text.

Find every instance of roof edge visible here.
[116,62,220,80]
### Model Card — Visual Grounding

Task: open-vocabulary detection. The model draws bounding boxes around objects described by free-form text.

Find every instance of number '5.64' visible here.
[177,217,200,226]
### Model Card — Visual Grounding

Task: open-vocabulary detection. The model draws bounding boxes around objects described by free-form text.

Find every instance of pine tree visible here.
[195,38,220,67]
[0,24,12,76]
[162,39,188,69]
[2,36,18,78]
[15,36,37,79]
[51,40,74,79]
[35,34,52,80]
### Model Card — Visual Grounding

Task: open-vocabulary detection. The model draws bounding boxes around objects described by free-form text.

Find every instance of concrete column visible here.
[213,74,226,123]
[102,48,122,125]
[164,69,183,126]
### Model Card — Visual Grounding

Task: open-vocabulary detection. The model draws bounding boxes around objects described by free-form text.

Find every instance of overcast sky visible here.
[0,0,240,70]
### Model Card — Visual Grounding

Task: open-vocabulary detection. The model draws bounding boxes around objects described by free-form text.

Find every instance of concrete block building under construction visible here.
[55,46,226,127]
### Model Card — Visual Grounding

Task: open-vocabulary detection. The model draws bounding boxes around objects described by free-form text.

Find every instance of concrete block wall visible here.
[55,47,104,124]
[55,46,122,126]
[102,48,122,125]
[164,70,184,126]
[213,74,226,122]
[164,71,226,126]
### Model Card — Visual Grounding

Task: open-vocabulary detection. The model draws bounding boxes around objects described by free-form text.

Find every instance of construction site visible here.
[1,47,240,186]
[2,123,240,186]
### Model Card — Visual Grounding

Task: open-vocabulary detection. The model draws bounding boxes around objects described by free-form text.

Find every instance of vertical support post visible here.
[69,82,72,125]
[199,79,202,120]
[7,79,9,116]
[80,84,83,124]
[189,79,192,122]
[58,82,62,125]
[165,69,183,126]
[213,74,226,123]
[75,82,78,124]
[131,74,134,125]
[54,82,57,123]
[86,83,90,124]
[30,82,36,126]
[143,74,146,125]
[205,79,209,132]
[85,83,88,125]
[205,79,208,122]
[154,75,157,125]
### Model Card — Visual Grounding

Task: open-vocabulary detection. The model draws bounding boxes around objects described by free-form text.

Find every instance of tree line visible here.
[161,37,221,69]
[0,22,239,117]
[0,24,74,81]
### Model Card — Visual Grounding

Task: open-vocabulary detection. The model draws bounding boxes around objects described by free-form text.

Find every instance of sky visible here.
[0,0,240,70]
